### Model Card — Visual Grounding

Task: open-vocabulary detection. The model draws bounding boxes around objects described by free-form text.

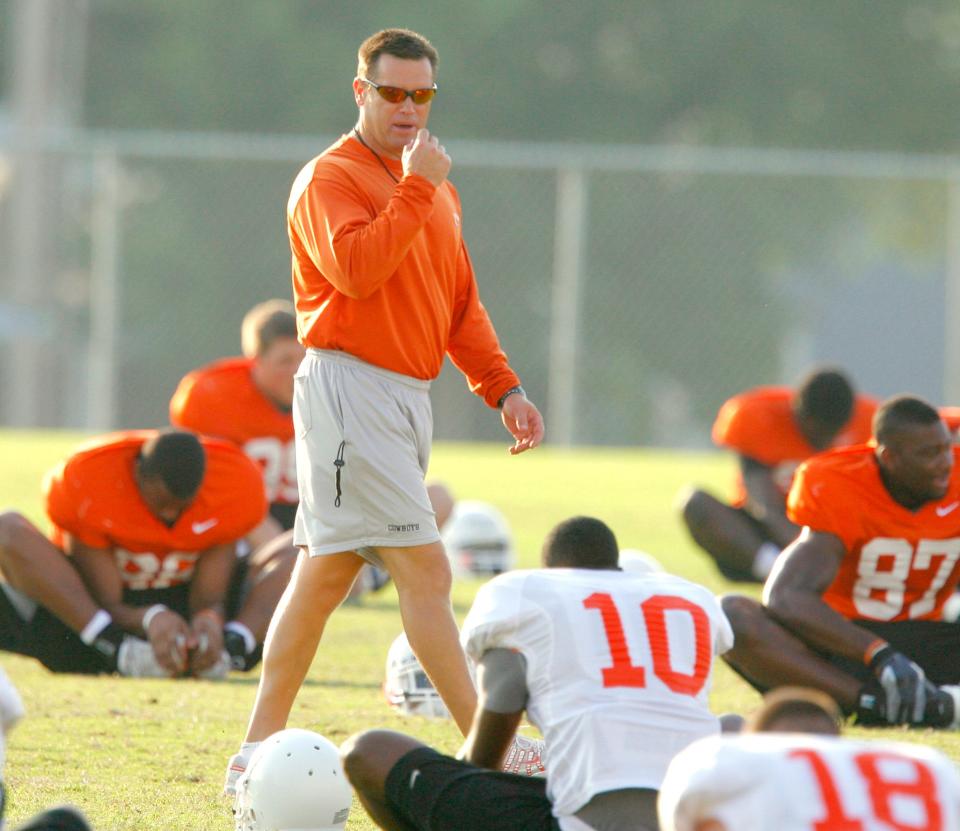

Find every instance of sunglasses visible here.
[360,77,437,105]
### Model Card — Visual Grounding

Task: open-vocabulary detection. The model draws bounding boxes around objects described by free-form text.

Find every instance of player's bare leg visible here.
[720,594,863,710]
[233,530,297,640]
[0,511,100,631]
[242,549,364,742]
[377,540,478,736]
[340,729,423,831]
[678,488,772,580]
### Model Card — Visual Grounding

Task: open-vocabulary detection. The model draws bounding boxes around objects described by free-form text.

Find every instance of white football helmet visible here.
[618,548,665,575]
[441,500,514,577]
[233,728,352,831]
[383,633,450,719]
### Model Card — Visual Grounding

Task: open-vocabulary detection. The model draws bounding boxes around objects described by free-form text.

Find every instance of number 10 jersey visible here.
[460,567,733,818]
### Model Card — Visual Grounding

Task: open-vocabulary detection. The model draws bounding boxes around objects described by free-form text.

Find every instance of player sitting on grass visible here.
[659,686,960,830]
[0,429,292,678]
[678,366,876,583]
[720,395,960,728]
[340,516,732,831]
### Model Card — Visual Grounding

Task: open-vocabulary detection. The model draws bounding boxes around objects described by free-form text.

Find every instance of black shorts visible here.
[0,558,249,675]
[384,747,559,831]
[828,619,960,686]
[269,502,297,531]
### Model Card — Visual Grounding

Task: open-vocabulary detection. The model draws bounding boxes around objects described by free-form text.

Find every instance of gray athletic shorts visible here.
[292,349,441,557]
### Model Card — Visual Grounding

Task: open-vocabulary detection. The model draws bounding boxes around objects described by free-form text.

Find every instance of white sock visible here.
[751,542,781,580]
[79,610,113,645]
[240,740,260,759]
[225,621,256,654]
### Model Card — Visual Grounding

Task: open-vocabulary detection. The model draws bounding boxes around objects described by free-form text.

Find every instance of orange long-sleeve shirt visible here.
[286,134,520,408]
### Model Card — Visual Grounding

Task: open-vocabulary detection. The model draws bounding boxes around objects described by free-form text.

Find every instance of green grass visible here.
[1,431,957,829]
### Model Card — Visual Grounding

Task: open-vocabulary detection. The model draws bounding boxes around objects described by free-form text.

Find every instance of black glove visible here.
[868,645,927,724]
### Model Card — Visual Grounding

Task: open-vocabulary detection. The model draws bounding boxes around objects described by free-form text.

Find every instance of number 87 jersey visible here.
[788,445,960,622]
[659,733,960,831]
[460,568,733,814]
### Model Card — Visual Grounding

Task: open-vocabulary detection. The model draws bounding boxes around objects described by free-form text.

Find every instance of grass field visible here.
[2,430,958,829]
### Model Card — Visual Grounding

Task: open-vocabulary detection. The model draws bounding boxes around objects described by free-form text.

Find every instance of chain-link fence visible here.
[1,129,957,447]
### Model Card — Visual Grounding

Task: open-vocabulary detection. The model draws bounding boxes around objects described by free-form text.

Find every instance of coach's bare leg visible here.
[377,541,478,736]
[243,549,364,742]
[341,730,424,831]
[0,511,100,631]
[721,594,862,711]
[678,488,769,577]
[233,530,298,640]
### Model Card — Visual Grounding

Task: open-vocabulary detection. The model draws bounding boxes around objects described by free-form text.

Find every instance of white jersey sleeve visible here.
[659,733,960,831]
[461,568,732,820]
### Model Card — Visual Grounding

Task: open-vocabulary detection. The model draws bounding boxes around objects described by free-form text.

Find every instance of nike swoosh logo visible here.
[937,502,960,517]
[409,769,421,790]
[191,518,219,534]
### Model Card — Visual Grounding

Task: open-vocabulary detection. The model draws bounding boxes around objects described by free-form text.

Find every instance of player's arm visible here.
[739,455,800,548]
[458,648,527,769]
[186,542,234,673]
[770,528,931,725]
[762,528,875,661]
[68,537,190,674]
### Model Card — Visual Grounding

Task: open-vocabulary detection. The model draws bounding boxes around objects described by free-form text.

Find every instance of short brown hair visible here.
[357,28,438,81]
[746,687,842,735]
[241,299,297,358]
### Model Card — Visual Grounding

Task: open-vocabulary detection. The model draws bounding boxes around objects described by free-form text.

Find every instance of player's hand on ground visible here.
[402,129,451,187]
[870,646,927,724]
[188,611,224,675]
[145,609,192,676]
[501,395,544,455]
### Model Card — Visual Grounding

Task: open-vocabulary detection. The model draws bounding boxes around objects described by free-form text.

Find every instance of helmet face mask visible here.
[441,501,515,577]
[383,633,450,719]
[233,728,352,831]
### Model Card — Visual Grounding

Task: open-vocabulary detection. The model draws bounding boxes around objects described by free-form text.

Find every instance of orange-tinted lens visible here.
[374,85,407,103]
[410,88,436,104]
[373,85,436,105]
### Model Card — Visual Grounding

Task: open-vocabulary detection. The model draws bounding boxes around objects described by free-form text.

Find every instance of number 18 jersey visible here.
[460,568,733,818]
[659,733,960,831]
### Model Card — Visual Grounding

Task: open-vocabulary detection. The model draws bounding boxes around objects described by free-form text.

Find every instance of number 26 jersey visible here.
[460,568,733,817]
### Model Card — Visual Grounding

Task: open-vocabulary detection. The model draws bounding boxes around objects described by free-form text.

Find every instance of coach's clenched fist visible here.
[403,129,451,187]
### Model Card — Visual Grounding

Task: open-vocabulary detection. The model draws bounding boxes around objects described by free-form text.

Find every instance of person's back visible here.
[659,732,960,831]
[462,565,733,822]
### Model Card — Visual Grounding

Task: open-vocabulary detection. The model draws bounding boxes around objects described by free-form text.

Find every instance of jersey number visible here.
[853,537,960,620]
[791,747,942,831]
[245,437,298,503]
[582,592,711,696]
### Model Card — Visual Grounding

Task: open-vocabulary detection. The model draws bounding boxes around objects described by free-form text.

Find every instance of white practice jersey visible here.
[461,568,734,819]
[659,733,960,831]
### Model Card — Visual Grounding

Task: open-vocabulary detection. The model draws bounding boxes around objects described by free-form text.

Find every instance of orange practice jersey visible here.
[44,431,267,590]
[788,445,960,621]
[712,387,877,506]
[170,357,297,505]
[286,134,520,408]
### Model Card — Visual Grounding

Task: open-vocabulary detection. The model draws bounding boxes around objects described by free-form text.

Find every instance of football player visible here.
[0,429,290,678]
[678,366,876,582]
[721,395,960,728]
[340,516,732,831]
[659,687,960,830]
[170,299,303,545]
